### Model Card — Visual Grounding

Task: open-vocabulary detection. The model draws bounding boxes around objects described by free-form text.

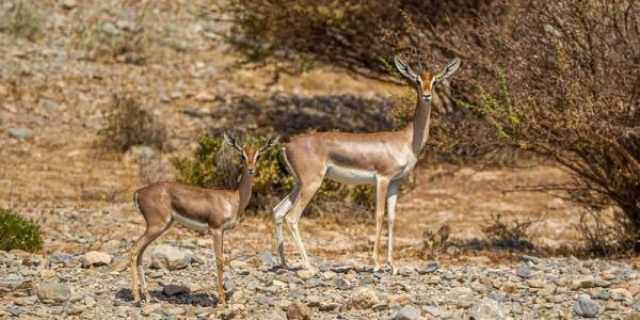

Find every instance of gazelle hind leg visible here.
[273,186,298,268]
[286,180,322,271]
[127,235,147,303]
[133,221,172,304]
[386,182,399,275]
[373,177,390,272]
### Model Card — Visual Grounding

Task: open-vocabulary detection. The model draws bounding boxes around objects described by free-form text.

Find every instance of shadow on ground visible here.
[115,288,218,307]
[201,94,395,137]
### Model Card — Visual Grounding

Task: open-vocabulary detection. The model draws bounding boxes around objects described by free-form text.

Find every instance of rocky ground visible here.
[2,237,640,320]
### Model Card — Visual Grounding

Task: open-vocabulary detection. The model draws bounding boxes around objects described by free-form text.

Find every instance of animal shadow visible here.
[115,288,218,307]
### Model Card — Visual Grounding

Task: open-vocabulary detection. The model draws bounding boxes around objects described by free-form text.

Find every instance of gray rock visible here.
[610,288,632,303]
[36,280,70,305]
[521,255,542,264]
[8,128,33,140]
[100,22,120,36]
[80,251,112,267]
[256,295,274,306]
[40,98,64,112]
[287,301,312,320]
[0,274,30,292]
[447,287,476,308]
[258,251,277,269]
[6,305,22,317]
[572,276,599,289]
[423,306,448,318]
[350,287,380,309]
[392,305,421,320]
[516,264,533,279]
[224,277,236,296]
[574,294,600,318]
[47,253,74,266]
[297,269,316,280]
[416,261,439,274]
[124,145,158,163]
[488,291,507,302]
[335,277,351,290]
[593,289,610,300]
[332,263,354,273]
[151,244,193,270]
[470,298,506,320]
[142,303,161,316]
[14,296,37,306]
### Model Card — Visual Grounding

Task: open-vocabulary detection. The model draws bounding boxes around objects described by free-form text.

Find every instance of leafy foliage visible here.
[0,208,44,253]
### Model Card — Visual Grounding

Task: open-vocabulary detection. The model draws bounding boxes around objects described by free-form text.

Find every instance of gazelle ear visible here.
[434,58,461,84]
[258,135,281,154]
[394,56,419,84]
[267,135,281,147]
[223,132,243,153]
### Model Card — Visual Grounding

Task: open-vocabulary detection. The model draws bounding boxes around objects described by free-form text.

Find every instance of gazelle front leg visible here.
[386,182,400,275]
[373,176,390,272]
[211,228,226,306]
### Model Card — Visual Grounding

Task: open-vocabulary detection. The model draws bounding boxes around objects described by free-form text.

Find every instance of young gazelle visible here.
[116,133,279,305]
[273,56,461,274]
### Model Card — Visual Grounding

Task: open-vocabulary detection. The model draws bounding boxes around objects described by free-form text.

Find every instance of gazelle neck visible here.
[404,89,432,155]
[237,167,253,214]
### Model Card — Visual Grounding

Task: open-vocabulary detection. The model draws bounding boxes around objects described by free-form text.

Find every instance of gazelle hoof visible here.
[390,265,398,275]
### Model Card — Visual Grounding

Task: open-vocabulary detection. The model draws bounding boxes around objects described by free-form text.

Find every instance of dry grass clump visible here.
[98,94,167,153]
[1,0,44,41]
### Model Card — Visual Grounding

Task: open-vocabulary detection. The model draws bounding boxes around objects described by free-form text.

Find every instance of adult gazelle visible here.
[273,56,461,274]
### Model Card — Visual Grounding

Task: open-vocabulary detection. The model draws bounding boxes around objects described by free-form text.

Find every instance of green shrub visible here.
[98,94,167,152]
[0,208,44,253]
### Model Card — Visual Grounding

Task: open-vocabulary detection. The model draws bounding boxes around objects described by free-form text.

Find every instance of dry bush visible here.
[98,94,167,153]
[574,209,634,257]
[422,224,451,258]
[487,1,640,252]
[1,0,43,41]
[482,214,538,251]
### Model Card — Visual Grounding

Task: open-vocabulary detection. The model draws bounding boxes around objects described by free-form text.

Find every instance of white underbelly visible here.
[172,211,209,232]
[326,164,377,185]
